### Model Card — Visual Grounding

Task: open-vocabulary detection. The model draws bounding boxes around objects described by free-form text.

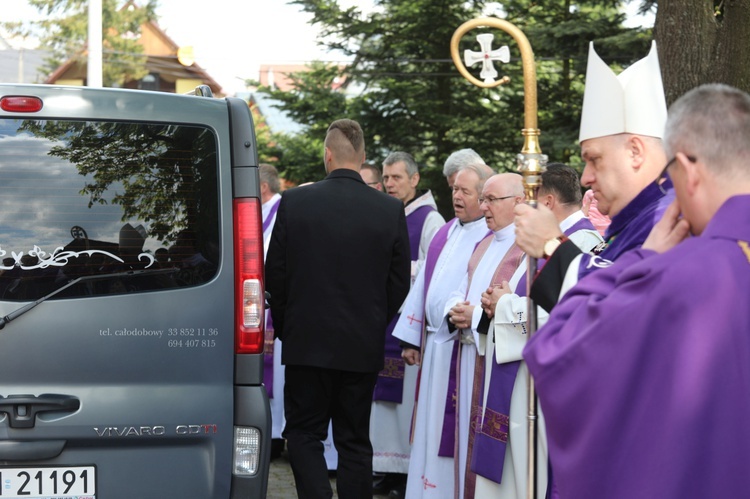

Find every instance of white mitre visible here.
[579,41,667,143]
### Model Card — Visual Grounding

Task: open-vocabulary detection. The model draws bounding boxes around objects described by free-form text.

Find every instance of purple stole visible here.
[262,198,281,233]
[407,218,458,439]
[374,204,435,402]
[437,233,492,459]
[434,233,522,498]
[464,244,525,497]
[423,218,458,304]
[263,198,281,398]
[470,217,598,485]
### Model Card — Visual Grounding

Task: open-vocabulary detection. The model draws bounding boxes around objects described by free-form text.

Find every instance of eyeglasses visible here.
[656,155,696,195]
[479,195,515,205]
[365,182,380,186]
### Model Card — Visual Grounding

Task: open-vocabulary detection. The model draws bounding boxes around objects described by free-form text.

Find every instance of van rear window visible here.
[0,118,219,301]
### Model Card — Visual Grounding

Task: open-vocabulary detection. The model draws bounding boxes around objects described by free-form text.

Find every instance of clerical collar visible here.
[459,215,484,227]
[559,210,586,233]
[493,223,515,242]
[404,189,429,208]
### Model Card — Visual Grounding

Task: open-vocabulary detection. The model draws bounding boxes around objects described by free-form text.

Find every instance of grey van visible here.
[0,84,270,498]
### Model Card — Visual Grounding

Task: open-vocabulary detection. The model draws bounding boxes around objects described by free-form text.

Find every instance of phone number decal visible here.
[167,339,217,348]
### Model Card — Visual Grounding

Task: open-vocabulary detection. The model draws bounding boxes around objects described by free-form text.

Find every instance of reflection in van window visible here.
[0,119,219,300]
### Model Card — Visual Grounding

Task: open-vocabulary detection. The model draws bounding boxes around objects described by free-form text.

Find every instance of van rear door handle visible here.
[0,394,80,428]
[0,440,66,460]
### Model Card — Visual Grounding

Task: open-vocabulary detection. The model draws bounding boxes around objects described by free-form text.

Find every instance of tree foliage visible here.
[3,0,157,87]
[19,119,217,244]
[261,0,649,216]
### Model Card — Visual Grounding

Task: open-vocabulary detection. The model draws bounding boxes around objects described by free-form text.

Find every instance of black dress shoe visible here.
[388,474,407,498]
[388,486,406,499]
[373,473,407,495]
[372,473,394,495]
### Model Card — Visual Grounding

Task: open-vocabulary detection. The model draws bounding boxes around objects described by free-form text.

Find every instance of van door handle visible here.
[0,394,80,428]
[0,440,66,460]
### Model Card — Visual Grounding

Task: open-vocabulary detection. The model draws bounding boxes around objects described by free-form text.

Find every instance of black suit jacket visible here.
[265,168,411,373]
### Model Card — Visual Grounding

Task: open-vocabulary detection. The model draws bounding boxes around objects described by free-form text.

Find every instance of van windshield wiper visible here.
[0,268,178,330]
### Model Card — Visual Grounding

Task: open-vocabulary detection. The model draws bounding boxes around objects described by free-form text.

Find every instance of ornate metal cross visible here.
[451,18,546,499]
[463,33,510,84]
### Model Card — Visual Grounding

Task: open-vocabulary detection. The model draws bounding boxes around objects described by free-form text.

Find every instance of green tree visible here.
[3,0,157,87]
[19,119,216,244]
[504,0,651,166]
[259,61,347,183]
[267,0,645,216]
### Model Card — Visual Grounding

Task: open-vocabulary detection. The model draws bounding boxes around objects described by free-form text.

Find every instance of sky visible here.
[2,0,652,95]
[2,0,369,94]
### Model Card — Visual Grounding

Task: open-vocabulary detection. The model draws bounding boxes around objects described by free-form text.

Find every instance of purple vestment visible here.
[579,179,673,279]
[411,218,457,406]
[470,216,599,483]
[524,194,750,498]
[374,204,435,402]
[423,218,458,301]
[263,197,281,398]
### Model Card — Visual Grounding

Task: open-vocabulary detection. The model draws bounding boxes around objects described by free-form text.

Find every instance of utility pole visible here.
[17,46,24,84]
[87,0,103,87]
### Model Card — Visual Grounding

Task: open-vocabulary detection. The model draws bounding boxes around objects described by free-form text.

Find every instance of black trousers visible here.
[283,365,378,499]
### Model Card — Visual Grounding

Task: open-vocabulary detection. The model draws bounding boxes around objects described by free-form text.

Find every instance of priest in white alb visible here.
[438,173,526,498]
[393,162,493,498]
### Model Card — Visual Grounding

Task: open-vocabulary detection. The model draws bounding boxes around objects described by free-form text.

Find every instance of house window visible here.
[140,73,160,91]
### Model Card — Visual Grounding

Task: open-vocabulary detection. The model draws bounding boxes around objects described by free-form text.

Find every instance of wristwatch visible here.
[542,235,569,259]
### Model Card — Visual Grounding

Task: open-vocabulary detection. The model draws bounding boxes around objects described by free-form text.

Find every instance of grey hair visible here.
[383,151,419,177]
[443,148,485,178]
[664,84,750,174]
[259,163,281,194]
[456,162,494,194]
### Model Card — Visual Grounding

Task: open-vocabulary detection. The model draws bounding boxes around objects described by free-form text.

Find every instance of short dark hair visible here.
[326,119,365,165]
[360,162,382,182]
[539,163,582,206]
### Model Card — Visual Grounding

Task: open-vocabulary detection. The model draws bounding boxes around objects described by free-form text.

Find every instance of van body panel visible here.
[0,84,269,498]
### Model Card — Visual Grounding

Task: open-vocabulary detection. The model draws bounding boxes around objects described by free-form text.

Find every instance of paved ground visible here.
[266,450,392,498]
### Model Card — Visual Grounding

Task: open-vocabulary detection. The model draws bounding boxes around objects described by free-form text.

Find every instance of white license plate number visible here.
[0,466,96,498]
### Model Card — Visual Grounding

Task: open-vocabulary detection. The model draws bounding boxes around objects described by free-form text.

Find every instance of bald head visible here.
[486,173,524,197]
[481,173,525,232]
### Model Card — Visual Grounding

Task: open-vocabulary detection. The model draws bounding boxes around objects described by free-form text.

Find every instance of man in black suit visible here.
[266,118,411,499]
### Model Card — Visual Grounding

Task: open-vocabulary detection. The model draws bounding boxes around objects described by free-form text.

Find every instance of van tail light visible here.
[0,95,43,113]
[234,198,264,354]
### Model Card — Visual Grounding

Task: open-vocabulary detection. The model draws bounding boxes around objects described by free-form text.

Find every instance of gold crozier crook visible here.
[450,17,547,499]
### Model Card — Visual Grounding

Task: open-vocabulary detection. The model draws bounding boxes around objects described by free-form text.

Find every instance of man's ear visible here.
[324,146,332,166]
[410,172,420,188]
[677,152,701,196]
[627,135,647,171]
[542,193,555,209]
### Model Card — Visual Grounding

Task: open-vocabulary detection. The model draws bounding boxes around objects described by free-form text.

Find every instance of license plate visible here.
[0,466,96,498]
